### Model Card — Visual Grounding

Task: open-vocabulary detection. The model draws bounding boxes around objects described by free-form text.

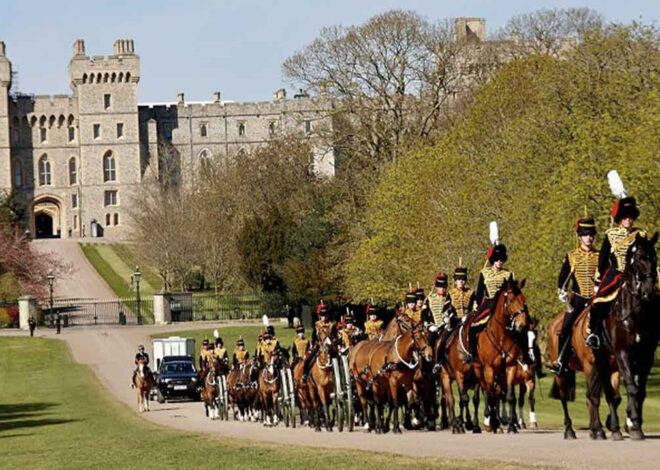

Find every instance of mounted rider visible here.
[291,325,310,365]
[449,265,475,320]
[340,313,362,353]
[549,216,598,374]
[587,171,647,349]
[213,330,229,364]
[464,221,513,363]
[303,302,336,383]
[364,305,384,340]
[131,344,150,388]
[403,289,421,323]
[259,332,279,364]
[232,337,249,369]
[427,272,457,345]
[198,338,215,386]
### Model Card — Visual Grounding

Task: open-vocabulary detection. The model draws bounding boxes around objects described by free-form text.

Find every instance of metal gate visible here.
[42,298,153,326]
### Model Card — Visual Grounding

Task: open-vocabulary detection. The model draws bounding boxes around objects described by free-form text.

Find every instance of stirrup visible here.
[548,362,562,375]
[432,363,442,375]
[586,333,600,350]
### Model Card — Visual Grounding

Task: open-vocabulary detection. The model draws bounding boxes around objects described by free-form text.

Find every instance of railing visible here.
[41,297,154,326]
[190,293,281,321]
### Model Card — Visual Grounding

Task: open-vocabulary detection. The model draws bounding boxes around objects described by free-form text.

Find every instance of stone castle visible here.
[0,38,333,240]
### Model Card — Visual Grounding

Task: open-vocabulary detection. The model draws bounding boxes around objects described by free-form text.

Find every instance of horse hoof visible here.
[629,429,645,441]
[507,425,518,434]
[465,421,474,431]
[520,421,527,430]
[611,430,624,441]
[531,421,538,429]
[590,430,606,440]
[315,428,321,432]
[473,426,482,434]
[483,425,492,433]
[564,429,577,440]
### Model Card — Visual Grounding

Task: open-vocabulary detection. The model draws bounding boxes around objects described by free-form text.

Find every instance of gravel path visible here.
[6,324,659,469]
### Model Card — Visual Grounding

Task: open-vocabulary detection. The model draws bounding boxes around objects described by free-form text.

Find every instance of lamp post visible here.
[132,267,142,325]
[47,272,58,333]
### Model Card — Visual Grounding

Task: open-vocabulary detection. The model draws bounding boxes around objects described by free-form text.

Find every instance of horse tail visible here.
[551,369,576,401]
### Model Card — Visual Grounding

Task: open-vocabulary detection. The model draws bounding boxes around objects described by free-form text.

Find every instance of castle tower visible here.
[0,42,11,190]
[455,18,486,44]
[68,39,141,236]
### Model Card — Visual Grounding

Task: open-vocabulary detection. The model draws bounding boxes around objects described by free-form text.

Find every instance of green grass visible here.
[158,325,660,432]
[0,337,541,470]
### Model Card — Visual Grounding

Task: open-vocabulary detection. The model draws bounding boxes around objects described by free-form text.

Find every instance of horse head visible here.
[625,232,658,303]
[400,320,433,362]
[501,277,529,333]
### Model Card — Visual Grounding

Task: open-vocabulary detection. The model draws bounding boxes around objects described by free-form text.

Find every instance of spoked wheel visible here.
[222,376,229,420]
[286,368,296,428]
[332,358,344,432]
[341,355,354,432]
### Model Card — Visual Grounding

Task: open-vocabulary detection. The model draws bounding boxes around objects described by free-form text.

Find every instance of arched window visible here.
[238,123,245,136]
[237,148,246,157]
[268,121,275,136]
[200,124,207,137]
[125,72,131,82]
[106,214,111,226]
[69,157,77,185]
[113,213,119,225]
[199,149,211,171]
[82,73,88,84]
[38,155,51,186]
[12,161,22,188]
[103,151,116,182]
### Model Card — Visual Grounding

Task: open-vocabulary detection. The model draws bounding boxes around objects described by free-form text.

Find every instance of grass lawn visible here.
[158,325,660,432]
[0,337,542,470]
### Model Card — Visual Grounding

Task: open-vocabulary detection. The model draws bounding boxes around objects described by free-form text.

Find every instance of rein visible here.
[393,334,419,369]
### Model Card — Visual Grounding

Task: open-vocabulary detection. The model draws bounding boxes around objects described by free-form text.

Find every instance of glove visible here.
[528,348,535,363]
[428,325,439,333]
[443,315,451,326]
[558,289,569,303]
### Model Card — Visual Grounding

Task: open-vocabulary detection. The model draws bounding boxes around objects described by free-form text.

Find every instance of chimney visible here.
[272,88,287,102]
[213,91,221,103]
[0,42,5,57]
[177,92,185,106]
[73,39,86,57]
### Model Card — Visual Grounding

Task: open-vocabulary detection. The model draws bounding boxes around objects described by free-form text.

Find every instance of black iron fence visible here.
[42,298,154,326]
[190,293,282,322]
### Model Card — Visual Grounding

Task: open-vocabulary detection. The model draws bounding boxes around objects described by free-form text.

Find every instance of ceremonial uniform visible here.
[292,334,310,360]
[550,218,598,373]
[261,339,278,363]
[449,266,474,319]
[214,345,228,362]
[199,343,214,370]
[364,318,384,340]
[403,290,420,323]
[340,321,362,350]
[233,348,249,368]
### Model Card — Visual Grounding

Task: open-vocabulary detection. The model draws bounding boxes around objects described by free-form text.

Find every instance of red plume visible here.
[486,246,495,260]
[611,200,620,218]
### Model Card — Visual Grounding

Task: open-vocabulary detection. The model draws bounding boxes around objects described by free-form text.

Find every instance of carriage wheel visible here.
[286,368,296,429]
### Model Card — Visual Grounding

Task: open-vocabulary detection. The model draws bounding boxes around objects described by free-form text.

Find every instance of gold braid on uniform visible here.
[450,287,473,318]
[427,293,447,324]
[606,227,646,271]
[567,248,598,298]
[482,267,512,298]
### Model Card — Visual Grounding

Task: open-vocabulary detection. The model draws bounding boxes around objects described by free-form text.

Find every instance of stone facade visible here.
[0,39,334,240]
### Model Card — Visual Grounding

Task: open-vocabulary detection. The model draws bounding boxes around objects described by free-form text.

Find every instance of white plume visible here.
[262,315,269,327]
[293,317,300,328]
[489,221,499,246]
[213,329,219,339]
[607,170,627,199]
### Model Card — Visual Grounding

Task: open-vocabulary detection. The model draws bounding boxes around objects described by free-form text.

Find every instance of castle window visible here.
[71,192,78,209]
[38,155,52,186]
[93,124,101,139]
[104,94,111,109]
[269,121,276,136]
[198,149,211,172]
[40,127,47,143]
[238,123,245,136]
[116,123,124,138]
[103,151,116,182]
[200,124,207,137]
[73,214,78,229]
[304,120,312,134]
[69,157,77,185]
[106,214,111,226]
[164,125,173,142]
[12,161,22,188]
[104,190,118,207]
[113,213,119,225]
[68,126,75,142]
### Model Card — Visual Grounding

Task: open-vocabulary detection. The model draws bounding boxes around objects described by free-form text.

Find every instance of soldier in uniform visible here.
[260,332,279,364]
[464,222,513,362]
[588,182,647,349]
[404,290,421,323]
[232,337,249,369]
[427,273,457,362]
[304,303,336,382]
[198,338,215,385]
[340,314,362,352]
[291,325,310,365]
[364,305,384,340]
[131,344,150,387]
[549,217,598,373]
[449,266,474,320]
[214,335,229,364]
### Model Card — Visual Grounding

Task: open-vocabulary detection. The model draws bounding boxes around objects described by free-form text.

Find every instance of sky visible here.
[1,0,658,103]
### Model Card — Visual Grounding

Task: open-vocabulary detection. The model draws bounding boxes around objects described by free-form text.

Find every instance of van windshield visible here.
[163,362,195,374]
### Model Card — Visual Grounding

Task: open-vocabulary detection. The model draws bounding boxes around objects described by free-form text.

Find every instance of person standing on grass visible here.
[28,315,36,337]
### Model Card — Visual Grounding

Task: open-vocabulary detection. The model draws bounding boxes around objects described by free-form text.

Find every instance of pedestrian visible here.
[82,224,86,238]
[28,315,36,337]
[56,314,61,334]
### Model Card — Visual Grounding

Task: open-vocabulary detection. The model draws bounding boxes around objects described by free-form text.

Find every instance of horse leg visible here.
[391,381,402,434]
[615,348,644,440]
[506,369,518,434]
[585,364,606,440]
[634,352,653,433]
[604,374,622,440]
[472,387,482,433]
[517,383,526,429]
[441,374,457,434]
[527,379,537,429]
[320,388,332,432]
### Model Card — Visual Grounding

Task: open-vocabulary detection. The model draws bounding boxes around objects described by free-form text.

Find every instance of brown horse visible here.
[307,338,335,431]
[436,325,481,434]
[472,279,530,433]
[350,319,433,433]
[292,359,313,426]
[258,350,282,426]
[133,358,153,413]
[228,358,260,422]
[200,358,220,419]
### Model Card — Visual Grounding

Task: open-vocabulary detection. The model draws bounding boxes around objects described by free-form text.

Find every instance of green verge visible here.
[79,243,133,298]
[0,337,541,470]
[157,326,660,432]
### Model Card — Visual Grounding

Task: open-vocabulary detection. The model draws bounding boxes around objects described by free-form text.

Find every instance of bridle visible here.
[502,289,527,332]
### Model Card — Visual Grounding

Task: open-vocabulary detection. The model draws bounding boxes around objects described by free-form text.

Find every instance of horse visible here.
[228,358,260,422]
[258,349,283,427]
[548,232,658,440]
[292,357,313,427]
[350,319,433,433]
[133,358,153,413]
[436,321,482,434]
[200,357,220,419]
[471,278,530,433]
[307,337,335,432]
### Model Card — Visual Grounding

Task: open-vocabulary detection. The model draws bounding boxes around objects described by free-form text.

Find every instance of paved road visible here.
[10,324,659,470]
[31,239,117,299]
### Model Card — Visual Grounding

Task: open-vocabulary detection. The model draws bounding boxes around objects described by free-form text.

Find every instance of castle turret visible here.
[0,41,12,190]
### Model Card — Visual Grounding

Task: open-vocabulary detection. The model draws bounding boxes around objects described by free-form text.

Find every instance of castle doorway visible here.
[31,196,63,239]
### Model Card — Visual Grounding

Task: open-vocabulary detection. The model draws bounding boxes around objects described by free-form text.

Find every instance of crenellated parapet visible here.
[68,38,140,91]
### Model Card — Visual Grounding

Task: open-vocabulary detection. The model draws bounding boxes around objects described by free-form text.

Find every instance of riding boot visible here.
[534,343,546,378]
[586,304,604,350]
[131,370,137,388]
